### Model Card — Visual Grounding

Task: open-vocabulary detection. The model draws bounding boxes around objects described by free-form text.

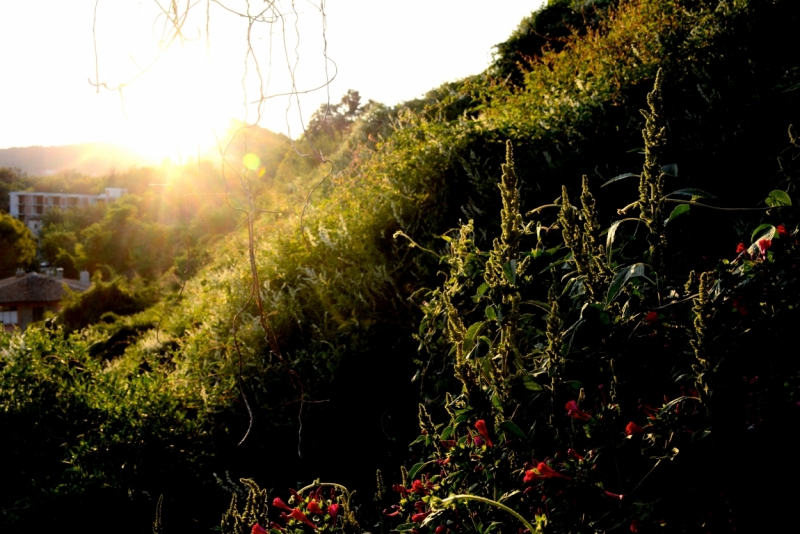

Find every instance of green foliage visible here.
[0,167,29,213]
[0,323,221,528]
[384,82,800,533]
[58,274,157,331]
[6,0,800,531]
[0,211,36,277]
[220,479,269,534]
[220,480,358,534]
[490,0,617,85]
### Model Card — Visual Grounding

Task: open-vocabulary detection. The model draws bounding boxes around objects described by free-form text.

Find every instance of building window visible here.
[0,306,18,325]
[32,306,44,323]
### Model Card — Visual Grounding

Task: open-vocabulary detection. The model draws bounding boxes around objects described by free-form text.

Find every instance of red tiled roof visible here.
[0,272,90,304]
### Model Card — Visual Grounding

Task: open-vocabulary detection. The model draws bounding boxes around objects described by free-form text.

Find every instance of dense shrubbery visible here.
[0,320,223,531]
[216,76,800,533]
[3,0,800,532]
[376,80,800,533]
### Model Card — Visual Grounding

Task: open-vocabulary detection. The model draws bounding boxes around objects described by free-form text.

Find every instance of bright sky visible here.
[0,1,543,164]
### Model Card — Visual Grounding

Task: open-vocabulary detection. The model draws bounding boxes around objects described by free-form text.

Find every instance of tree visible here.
[0,212,36,278]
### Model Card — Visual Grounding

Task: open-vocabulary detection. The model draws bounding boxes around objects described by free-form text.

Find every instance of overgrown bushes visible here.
[225,76,800,533]
[4,0,800,532]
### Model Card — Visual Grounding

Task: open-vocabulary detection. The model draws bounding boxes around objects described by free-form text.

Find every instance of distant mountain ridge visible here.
[0,143,155,176]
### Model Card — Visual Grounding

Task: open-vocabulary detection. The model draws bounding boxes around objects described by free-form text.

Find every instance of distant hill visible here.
[0,144,155,176]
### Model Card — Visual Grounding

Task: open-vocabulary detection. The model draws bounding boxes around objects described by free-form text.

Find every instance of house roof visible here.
[0,272,90,304]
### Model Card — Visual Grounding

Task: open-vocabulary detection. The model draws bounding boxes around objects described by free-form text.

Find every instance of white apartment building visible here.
[9,188,127,235]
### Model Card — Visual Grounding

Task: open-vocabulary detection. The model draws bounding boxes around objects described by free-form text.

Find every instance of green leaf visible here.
[605,218,638,261]
[606,220,622,256]
[407,462,425,480]
[522,374,543,391]
[569,278,586,298]
[491,393,504,413]
[498,489,522,503]
[499,420,527,440]
[485,306,497,321]
[750,223,776,244]
[660,163,678,177]
[395,524,416,532]
[409,435,426,446]
[666,204,690,224]
[606,263,646,305]
[440,425,454,440]
[601,172,639,187]
[667,188,716,199]
[766,189,792,207]
[464,321,485,354]
[455,413,471,424]
[524,300,551,313]
[502,259,517,286]
[476,282,490,297]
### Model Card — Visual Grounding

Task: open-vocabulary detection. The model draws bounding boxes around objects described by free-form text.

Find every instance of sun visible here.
[100,46,241,164]
[83,3,253,165]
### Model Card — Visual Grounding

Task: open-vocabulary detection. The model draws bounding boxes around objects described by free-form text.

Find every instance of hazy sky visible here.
[0,1,543,162]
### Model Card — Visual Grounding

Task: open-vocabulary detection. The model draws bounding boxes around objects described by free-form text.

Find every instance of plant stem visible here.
[439,494,536,533]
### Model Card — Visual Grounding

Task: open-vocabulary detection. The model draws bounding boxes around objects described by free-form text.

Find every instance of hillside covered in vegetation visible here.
[3,0,800,532]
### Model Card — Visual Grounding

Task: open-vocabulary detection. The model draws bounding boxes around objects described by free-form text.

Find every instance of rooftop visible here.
[0,272,90,304]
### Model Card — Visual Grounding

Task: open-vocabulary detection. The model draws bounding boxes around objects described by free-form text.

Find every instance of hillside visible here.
[3,0,800,532]
[0,143,155,176]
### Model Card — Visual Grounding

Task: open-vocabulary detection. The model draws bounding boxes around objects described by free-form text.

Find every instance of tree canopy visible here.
[0,211,36,278]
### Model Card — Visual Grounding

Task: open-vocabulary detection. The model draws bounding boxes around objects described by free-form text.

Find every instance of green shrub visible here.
[380,76,800,533]
[0,324,223,531]
[58,275,157,332]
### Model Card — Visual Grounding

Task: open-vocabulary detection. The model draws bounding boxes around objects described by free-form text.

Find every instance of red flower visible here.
[625,422,644,435]
[383,506,400,518]
[435,526,448,534]
[731,296,749,316]
[307,500,323,515]
[273,497,294,512]
[289,508,317,530]
[565,400,591,422]
[523,462,572,482]
[328,503,340,526]
[777,224,790,238]
[269,522,286,533]
[736,242,746,254]
[567,448,585,461]
[411,512,430,523]
[474,420,494,447]
[603,490,625,501]
[758,238,772,257]
[644,311,658,325]
[252,524,268,534]
[630,519,643,533]
[410,479,429,495]
[638,402,660,419]
[440,440,457,449]
[392,484,409,497]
